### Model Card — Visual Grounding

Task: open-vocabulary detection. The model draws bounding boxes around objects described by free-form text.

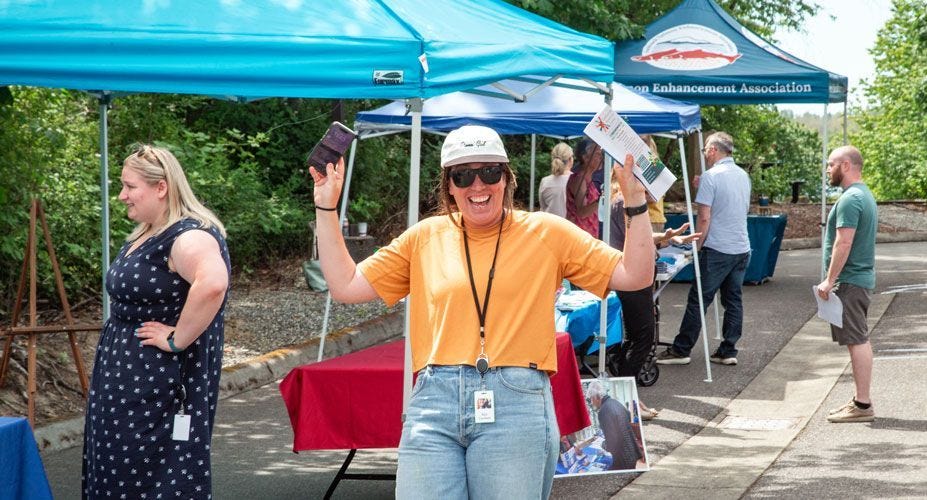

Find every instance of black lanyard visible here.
[462,211,505,375]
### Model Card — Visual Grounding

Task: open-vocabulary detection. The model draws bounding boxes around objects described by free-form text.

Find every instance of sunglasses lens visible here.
[451,165,504,187]
[479,165,503,185]
[451,169,477,188]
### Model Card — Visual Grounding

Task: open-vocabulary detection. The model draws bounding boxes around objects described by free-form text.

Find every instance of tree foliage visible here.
[509,0,820,40]
[853,0,927,199]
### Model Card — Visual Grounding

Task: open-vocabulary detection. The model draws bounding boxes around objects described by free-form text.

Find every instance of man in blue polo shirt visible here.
[816,145,877,423]
[657,131,751,366]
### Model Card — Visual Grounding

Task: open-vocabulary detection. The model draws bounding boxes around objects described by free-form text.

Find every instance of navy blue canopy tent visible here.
[613,0,847,104]
[612,0,850,374]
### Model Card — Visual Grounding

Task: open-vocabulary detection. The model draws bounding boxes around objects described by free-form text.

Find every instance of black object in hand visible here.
[306,121,357,176]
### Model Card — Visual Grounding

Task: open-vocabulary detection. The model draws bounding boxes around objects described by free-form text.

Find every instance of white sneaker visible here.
[709,353,738,365]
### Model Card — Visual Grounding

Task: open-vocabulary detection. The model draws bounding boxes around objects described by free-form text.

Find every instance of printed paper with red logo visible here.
[583,105,676,200]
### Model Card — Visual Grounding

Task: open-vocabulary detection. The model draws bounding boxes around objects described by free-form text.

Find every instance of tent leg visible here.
[679,136,712,383]
[98,94,112,321]
[843,101,848,145]
[696,132,722,341]
[402,98,423,417]
[820,104,829,281]
[529,134,537,211]
[597,155,613,377]
[317,140,359,362]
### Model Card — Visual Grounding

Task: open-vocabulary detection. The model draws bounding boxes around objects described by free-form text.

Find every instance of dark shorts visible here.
[830,283,872,346]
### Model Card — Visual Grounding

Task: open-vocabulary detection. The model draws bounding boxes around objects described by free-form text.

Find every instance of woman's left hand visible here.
[613,153,647,206]
[136,321,176,352]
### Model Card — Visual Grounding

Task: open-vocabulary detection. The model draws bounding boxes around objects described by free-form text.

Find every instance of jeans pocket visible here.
[410,367,429,398]
[497,367,546,395]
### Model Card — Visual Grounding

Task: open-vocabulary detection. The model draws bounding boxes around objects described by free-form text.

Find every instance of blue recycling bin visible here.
[664,213,787,285]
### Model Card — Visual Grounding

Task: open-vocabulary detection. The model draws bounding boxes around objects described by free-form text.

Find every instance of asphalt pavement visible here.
[40,241,927,499]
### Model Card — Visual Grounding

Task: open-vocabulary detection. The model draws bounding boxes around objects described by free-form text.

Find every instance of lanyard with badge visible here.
[462,211,504,424]
[172,359,191,441]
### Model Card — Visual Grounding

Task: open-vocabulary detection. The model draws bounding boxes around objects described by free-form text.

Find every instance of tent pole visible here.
[696,132,722,340]
[529,134,537,211]
[680,135,712,383]
[598,91,614,378]
[98,94,112,321]
[598,154,612,377]
[843,101,848,145]
[403,98,423,416]
[820,104,829,281]
[317,138,359,362]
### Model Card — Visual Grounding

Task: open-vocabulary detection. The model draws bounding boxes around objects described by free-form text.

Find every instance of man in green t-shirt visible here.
[816,145,878,423]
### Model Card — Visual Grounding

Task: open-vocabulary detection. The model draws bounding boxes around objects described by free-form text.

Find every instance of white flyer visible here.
[583,104,677,200]
[812,285,843,328]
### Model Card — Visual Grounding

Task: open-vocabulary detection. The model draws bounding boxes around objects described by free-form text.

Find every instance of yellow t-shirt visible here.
[647,198,666,224]
[357,210,621,373]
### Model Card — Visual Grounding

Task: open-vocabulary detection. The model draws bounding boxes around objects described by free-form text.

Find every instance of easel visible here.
[0,199,98,426]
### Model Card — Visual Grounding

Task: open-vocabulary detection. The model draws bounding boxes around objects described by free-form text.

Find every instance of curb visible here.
[35,311,404,454]
[781,231,927,251]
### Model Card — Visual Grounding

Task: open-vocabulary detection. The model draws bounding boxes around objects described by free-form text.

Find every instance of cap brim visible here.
[442,154,509,168]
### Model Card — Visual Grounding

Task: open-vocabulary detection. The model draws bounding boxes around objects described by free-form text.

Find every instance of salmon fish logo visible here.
[594,116,609,132]
[632,24,742,71]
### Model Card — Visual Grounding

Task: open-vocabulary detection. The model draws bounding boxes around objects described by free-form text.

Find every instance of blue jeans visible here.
[671,247,750,357]
[396,365,559,499]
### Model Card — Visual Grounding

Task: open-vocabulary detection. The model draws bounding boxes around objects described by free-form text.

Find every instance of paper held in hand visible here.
[812,285,843,328]
[583,104,677,200]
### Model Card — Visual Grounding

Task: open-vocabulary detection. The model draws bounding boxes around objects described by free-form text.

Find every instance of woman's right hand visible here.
[309,157,345,209]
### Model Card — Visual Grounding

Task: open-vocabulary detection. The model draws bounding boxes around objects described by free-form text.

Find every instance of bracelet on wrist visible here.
[624,203,648,218]
[315,205,337,212]
[166,330,183,353]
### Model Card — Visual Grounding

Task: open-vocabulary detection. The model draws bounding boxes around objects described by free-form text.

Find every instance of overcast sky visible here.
[773,0,894,115]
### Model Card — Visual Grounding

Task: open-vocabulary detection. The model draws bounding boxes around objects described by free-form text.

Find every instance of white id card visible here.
[474,390,495,424]
[172,414,191,441]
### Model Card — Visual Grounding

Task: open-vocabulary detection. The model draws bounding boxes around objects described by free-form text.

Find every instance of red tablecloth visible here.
[280,332,590,451]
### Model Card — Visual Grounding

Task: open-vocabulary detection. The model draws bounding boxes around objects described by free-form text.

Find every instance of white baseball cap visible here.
[440,125,508,168]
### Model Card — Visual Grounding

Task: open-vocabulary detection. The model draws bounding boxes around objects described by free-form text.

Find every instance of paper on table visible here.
[583,104,677,200]
[812,285,843,328]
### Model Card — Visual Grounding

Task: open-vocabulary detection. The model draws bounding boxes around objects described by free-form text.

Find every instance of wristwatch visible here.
[624,203,648,218]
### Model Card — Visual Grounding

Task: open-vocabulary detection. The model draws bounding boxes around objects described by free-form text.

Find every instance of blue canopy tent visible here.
[0,0,615,403]
[355,78,700,209]
[356,79,700,137]
[613,0,849,379]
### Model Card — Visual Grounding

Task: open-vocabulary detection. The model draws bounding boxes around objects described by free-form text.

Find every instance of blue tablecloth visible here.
[556,292,622,355]
[0,417,53,500]
[664,213,787,285]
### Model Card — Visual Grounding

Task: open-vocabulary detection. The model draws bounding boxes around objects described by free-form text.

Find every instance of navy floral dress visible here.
[83,218,230,500]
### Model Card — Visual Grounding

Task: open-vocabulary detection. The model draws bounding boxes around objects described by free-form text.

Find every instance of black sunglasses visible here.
[450,164,504,188]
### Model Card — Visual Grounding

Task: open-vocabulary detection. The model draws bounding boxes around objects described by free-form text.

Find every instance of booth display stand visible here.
[0,199,96,426]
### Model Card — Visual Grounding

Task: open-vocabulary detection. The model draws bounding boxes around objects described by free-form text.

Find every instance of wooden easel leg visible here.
[27,333,37,427]
[37,201,90,397]
[0,210,32,388]
[0,335,14,387]
[67,332,89,397]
